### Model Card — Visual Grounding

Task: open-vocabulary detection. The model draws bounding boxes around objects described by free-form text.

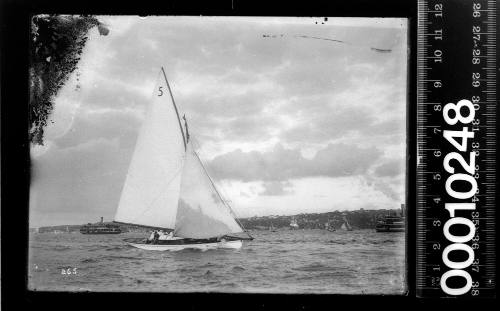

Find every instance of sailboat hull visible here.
[123,238,243,251]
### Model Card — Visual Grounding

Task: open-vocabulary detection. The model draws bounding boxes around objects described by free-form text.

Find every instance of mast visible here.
[161,67,187,150]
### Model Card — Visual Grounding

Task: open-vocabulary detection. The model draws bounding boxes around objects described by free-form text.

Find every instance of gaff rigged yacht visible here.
[113,67,253,251]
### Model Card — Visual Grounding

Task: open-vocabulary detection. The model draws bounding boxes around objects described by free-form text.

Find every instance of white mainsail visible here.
[115,67,245,240]
[114,69,186,229]
[174,141,243,239]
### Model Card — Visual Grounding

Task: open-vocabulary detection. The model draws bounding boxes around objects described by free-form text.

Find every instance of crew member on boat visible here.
[146,230,157,244]
[158,230,166,240]
[153,230,160,243]
[158,231,175,241]
[149,230,156,241]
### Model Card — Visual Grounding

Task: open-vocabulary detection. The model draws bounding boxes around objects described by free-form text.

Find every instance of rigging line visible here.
[190,139,251,236]
[194,138,232,205]
[199,157,252,238]
[190,136,233,212]
[161,66,187,150]
[192,147,231,212]
[189,134,252,238]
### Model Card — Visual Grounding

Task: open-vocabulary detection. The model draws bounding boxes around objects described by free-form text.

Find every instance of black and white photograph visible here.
[28,15,408,294]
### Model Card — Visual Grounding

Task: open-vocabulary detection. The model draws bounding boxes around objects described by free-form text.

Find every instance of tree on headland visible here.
[29,15,109,145]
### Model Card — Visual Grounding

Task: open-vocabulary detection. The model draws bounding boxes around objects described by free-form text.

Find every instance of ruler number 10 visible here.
[434,50,443,63]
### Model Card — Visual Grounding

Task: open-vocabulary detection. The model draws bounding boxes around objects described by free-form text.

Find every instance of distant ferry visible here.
[289,218,299,229]
[375,215,405,232]
[80,217,122,234]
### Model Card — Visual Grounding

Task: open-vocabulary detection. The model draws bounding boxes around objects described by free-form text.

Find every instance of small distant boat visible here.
[113,67,253,251]
[339,216,353,231]
[80,217,122,234]
[269,222,277,232]
[289,218,299,229]
[376,215,405,232]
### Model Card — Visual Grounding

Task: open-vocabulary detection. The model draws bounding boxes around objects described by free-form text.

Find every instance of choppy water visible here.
[28,229,406,294]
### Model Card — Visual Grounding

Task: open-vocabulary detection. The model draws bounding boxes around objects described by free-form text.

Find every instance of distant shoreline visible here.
[30,207,404,232]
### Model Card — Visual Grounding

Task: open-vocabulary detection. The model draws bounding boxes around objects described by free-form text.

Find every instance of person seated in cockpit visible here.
[159,231,174,240]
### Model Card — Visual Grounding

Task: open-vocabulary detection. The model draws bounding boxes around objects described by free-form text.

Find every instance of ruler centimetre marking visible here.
[416,0,497,298]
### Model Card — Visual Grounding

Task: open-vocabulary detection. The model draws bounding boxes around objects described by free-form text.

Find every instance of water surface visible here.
[29,229,406,294]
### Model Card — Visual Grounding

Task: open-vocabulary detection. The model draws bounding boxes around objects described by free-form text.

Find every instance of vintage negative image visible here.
[29,16,408,294]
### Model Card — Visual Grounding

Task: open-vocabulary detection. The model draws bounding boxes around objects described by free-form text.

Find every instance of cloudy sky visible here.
[30,16,407,227]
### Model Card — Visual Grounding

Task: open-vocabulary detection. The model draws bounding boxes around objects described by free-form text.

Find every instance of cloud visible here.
[87,17,407,151]
[32,138,125,184]
[373,159,404,177]
[280,105,375,143]
[207,142,382,182]
[363,174,404,202]
[81,78,150,109]
[259,181,294,196]
[30,138,131,224]
[54,108,142,149]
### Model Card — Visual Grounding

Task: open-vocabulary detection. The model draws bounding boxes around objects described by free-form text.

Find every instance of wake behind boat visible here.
[113,67,253,251]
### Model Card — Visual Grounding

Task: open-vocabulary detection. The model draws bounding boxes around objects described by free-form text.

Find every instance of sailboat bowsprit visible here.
[113,67,253,251]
